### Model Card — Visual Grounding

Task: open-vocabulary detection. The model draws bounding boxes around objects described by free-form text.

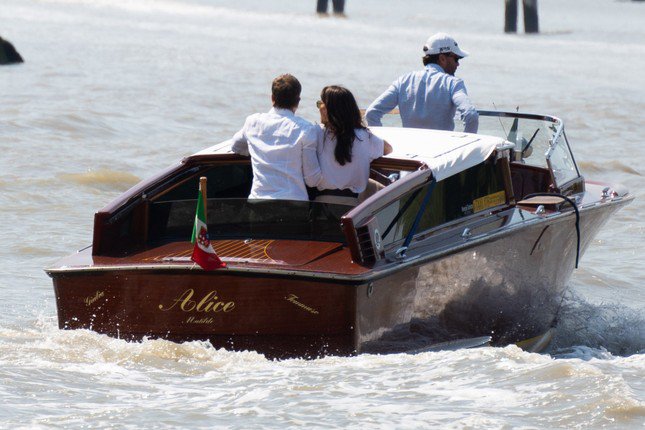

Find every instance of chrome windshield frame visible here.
[477,110,581,189]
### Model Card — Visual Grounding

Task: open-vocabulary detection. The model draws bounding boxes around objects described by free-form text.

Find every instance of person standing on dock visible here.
[316,0,345,16]
[231,74,321,201]
[365,32,479,133]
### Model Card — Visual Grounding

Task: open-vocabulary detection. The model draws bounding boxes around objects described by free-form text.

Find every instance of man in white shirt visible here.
[232,74,322,201]
[365,33,479,134]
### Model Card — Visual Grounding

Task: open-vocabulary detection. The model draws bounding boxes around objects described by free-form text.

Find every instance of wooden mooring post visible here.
[504,0,539,34]
[523,0,539,33]
[504,0,518,33]
[316,0,345,15]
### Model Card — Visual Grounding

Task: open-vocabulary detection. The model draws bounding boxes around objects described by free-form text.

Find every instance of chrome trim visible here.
[478,110,563,126]
[395,247,408,260]
[77,244,92,253]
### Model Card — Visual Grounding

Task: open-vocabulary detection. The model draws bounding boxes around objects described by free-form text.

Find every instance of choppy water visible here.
[1,0,643,428]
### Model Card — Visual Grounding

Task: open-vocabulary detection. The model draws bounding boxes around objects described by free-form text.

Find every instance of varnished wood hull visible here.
[49,199,626,359]
[52,271,359,359]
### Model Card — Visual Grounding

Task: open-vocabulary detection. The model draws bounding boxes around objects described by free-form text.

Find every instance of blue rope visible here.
[402,180,436,250]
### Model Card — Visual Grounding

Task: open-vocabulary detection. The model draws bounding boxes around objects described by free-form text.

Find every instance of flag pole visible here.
[191,175,225,270]
[199,176,207,221]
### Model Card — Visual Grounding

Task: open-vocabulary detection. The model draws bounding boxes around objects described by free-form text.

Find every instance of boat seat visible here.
[510,162,552,200]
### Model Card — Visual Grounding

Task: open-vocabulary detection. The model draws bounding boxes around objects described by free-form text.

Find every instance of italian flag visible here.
[191,181,226,270]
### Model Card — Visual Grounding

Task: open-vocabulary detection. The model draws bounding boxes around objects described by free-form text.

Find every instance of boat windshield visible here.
[477,111,559,170]
[148,197,348,245]
[379,110,579,189]
[379,110,564,167]
[477,111,580,188]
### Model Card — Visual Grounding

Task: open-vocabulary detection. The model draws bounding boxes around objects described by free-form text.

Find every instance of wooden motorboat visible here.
[46,111,633,358]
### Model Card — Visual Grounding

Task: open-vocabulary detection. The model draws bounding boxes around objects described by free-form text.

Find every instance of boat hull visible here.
[52,272,360,358]
[358,194,630,353]
[50,198,627,358]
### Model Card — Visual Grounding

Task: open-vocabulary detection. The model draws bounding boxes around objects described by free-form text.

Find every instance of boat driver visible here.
[365,32,479,134]
[231,74,322,201]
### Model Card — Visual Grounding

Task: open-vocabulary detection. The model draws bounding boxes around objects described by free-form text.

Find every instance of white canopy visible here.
[193,127,513,182]
[369,127,513,181]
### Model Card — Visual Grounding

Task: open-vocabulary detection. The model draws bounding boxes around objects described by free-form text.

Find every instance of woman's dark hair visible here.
[320,85,366,166]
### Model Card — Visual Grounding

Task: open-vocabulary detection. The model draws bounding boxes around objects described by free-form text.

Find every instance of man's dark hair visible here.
[422,54,440,66]
[272,74,301,109]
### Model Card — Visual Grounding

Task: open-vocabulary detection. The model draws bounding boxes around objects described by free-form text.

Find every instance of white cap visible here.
[422,32,469,58]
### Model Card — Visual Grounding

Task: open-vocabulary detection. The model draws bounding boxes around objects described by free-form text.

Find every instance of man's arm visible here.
[301,126,323,188]
[452,81,479,134]
[365,82,399,127]
[383,140,393,155]
[231,118,250,156]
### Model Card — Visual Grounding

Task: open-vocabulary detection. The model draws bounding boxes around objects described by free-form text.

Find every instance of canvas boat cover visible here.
[193,127,513,182]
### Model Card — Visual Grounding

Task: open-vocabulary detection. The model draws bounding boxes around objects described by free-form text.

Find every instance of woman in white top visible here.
[315,85,392,206]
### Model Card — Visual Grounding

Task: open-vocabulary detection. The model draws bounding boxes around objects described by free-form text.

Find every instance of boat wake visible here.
[547,292,644,358]
[5,315,270,371]
[359,290,644,359]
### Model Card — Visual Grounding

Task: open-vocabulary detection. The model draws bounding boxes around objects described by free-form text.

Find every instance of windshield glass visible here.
[148,198,348,245]
[376,110,563,171]
[547,131,579,187]
[476,113,559,169]
[375,158,506,248]
[145,163,347,245]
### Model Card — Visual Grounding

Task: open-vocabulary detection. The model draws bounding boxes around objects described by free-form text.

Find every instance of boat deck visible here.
[47,239,370,277]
